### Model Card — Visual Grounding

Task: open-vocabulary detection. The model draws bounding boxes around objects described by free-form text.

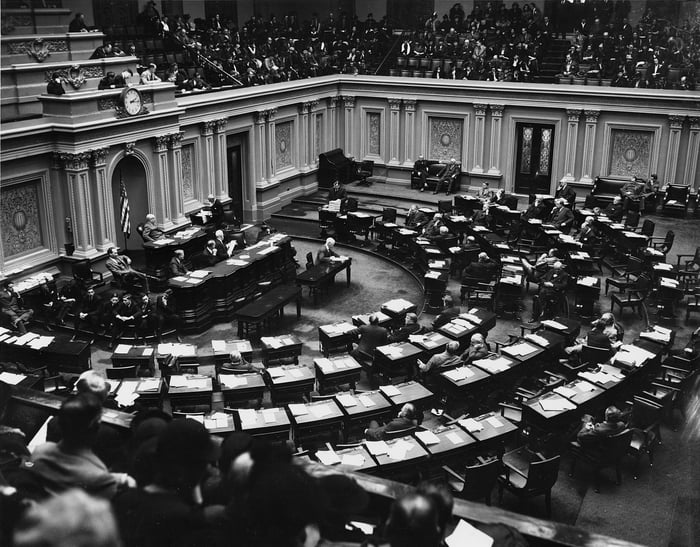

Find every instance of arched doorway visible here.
[111,155,148,251]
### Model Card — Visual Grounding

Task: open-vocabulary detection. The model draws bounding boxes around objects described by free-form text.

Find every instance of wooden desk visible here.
[555,378,607,410]
[523,330,566,354]
[381,298,418,325]
[459,309,498,333]
[314,355,363,393]
[523,391,579,431]
[318,322,359,356]
[333,444,379,474]
[499,340,546,366]
[261,334,303,367]
[178,410,236,436]
[211,339,253,368]
[540,317,581,344]
[352,311,392,328]
[438,318,479,350]
[578,363,627,390]
[296,258,352,304]
[368,435,430,480]
[334,390,395,433]
[287,399,345,445]
[0,330,91,374]
[111,344,156,374]
[438,364,492,395]
[409,331,450,357]
[457,411,518,448]
[266,363,315,405]
[218,372,266,407]
[380,380,434,409]
[574,276,601,318]
[112,377,164,408]
[235,407,291,441]
[142,227,208,273]
[375,342,424,380]
[472,355,520,377]
[0,371,43,390]
[414,424,477,469]
[167,374,213,410]
[233,284,302,338]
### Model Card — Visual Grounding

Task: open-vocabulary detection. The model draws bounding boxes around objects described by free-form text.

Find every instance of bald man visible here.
[141,214,164,242]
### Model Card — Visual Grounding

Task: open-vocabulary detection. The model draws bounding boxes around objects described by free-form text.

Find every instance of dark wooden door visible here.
[226,144,243,221]
[514,123,555,195]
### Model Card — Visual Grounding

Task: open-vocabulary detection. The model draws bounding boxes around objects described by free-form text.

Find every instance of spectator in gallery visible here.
[140,63,162,84]
[46,72,65,95]
[68,12,90,33]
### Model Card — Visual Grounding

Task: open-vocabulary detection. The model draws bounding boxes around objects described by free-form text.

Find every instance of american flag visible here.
[119,175,131,238]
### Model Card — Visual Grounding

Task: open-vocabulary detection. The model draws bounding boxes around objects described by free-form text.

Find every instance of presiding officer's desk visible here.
[167,233,296,333]
[142,226,208,273]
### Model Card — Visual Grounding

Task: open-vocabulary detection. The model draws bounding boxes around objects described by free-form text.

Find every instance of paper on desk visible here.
[316,449,341,466]
[525,334,549,346]
[474,357,510,372]
[138,378,160,392]
[539,397,576,412]
[425,271,441,279]
[576,380,597,392]
[541,319,567,330]
[289,403,308,416]
[459,418,483,432]
[262,409,277,423]
[186,414,204,424]
[486,416,505,428]
[654,262,673,271]
[365,440,389,455]
[0,371,25,385]
[219,375,247,388]
[0,333,10,342]
[446,519,494,547]
[142,348,153,356]
[382,298,414,312]
[554,386,577,398]
[337,394,357,407]
[359,395,376,407]
[238,408,257,425]
[579,276,598,286]
[261,336,282,349]
[289,368,303,378]
[380,385,401,397]
[204,416,229,430]
[444,367,473,381]
[415,430,440,445]
[267,367,285,378]
[446,431,464,445]
[115,383,139,408]
[460,313,480,324]
[310,404,332,418]
[171,276,188,282]
[341,454,366,467]
[189,270,210,279]
[169,375,188,387]
[113,344,131,354]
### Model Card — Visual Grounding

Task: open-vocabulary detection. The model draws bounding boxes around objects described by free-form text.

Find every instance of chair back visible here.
[460,458,501,499]
[630,396,663,429]
[581,344,613,364]
[136,223,145,241]
[344,197,358,213]
[222,210,239,227]
[384,426,416,440]
[382,207,397,223]
[305,251,314,270]
[359,160,374,175]
[662,230,675,252]
[524,455,561,492]
[601,429,633,462]
[624,210,640,230]
[626,255,644,276]
[666,184,689,202]
[640,219,655,237]
[438,200,453,214]
[584,194,597,209]
[105,365,138,379]
[229,231,247,249]
[504,196,519,210]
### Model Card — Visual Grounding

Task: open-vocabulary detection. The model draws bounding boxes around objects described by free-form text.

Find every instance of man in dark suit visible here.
[136,293,156,343]
[109,293,141,349]
[169,249,188,277]
[365,403,419,440]
[406,205,428,228]
[434,158,460,195]
[316,237,340,263]
[156,289,182,343]
[0,281,34,334]
[328,180,347,201]
[207,194,224,227]
[431,295,460,330]
[352,315,388,361]
[199,240,221,267]
[548,199,574,233]
[564,318,612,356]
[577,406,626,447]
[461,252,498,283]
[72,287,101,343]
[533,261,569,320]
[555,181,576,208]
[603,196,624,222]
[389,313,424,343]
[414,155,430,191]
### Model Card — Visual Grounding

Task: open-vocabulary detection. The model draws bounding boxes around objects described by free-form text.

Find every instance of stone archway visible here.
[111,155,148,252]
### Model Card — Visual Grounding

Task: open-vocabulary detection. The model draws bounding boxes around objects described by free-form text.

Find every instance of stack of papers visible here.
[211,340,227,353]
[115,382,139,408]
[238,408,257,426]
[640,326,672,343]
[578,276,598,287]
[444,367,474,381]
[321,322,356,335]
[288,403,308,416]
[203,412,230,430]
[341,454,366,467]
[261,336,283,349]
[541,319,567,330]
[525,334,549,347]
[137,378,160,392]
[27,335,54,349]
[316,449,341,466]
[379,385,401,397]
[473,357,511,372]
[654,262,673,271]
[460,313,481,324]
[380,345,404,359]
[446,520,494,547]
[189,270,210,279]
[0,371,25,385]
[503,342,536,357]
[386,439,413,460]
[619,344,656,365]
[459,418,483,432]
[365,440,389,455]
[219,375,248,388]
[267,367,286,378]
[337,394,357,407]
[415,430,440,445]
[382,298,414,313]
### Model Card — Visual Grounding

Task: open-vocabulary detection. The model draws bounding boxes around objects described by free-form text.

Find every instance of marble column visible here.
[684,116,700,189]
[580,109,600,183]
[388,98,402,165]
[402,99,416,167]
[60,152,96,257]
[89,147,115,250]
[253,111,267,186]
[562,109,582,182]
[309,100,321,168]
[664,115,685,185]
[266,108,277,182]
[472,103,487,173]
[299,101,312,172]
[327,97,338,151]
[214,118,229,197]
[151,135,171,225]
[342,95,356,158]
[201,120,217,197]
[168,131,185,227]
[487,104,504,175]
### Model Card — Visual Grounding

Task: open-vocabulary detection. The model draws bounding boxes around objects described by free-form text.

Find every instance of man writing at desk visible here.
[316,237,341,263]
[328,180,347,202]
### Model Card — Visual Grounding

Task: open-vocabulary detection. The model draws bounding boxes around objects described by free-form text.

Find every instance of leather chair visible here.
[569,429,633,493]
[498,453,561,516]
[443,457,502,505]
[662,184,690,216]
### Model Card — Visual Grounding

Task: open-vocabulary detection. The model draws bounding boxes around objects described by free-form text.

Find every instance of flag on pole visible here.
[119,173,131,239]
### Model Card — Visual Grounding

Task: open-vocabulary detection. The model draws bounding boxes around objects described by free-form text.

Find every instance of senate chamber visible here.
[1,1,699,546]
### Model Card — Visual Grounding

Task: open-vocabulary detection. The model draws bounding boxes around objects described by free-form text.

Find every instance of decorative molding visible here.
[124,142,136,156]
[215,118,228,133]
[429,117,463,162]
[254,111,267,125]
[608,129,653,179]
[45,65,91,89]
[689,117,700,131]
[473,103,488,116]
[97,97,117,111]
[342,95,356,108]
[584,110,600,123]
[1,180,44,259]
[567,109,582,122]
[266,108,277,122]
[368,112,382,156]
[388,98,402,110]
[168,131,184,149]
[1,15,32,34]
[668,115,685,129]
[181,144,195,200]
[56,152,91,171]
[153,135,170,153]
[299,102,311,114]
[141,91,154,105]
[403,99,416,112]
[201,120,217,135]
[8,38,68,61]
[327,97,339,109]
[274,121,293,171]
[489,104,505,117]
[90,148,109,167]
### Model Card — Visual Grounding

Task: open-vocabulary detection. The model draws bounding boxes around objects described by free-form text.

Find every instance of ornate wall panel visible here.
[275,121,293,171]
[368,112,381,155]
[429,117,463,161]
[608,129,653,179]
[181,143,195,199]
[1,180,44,258]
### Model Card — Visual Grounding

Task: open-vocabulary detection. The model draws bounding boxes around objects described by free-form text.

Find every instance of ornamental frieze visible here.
[8,38,68,62]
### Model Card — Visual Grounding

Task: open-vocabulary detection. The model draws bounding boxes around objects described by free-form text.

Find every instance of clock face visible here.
[122,88,142,115]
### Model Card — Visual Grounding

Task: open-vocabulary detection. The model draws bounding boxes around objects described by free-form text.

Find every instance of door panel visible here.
[514,123,555,195]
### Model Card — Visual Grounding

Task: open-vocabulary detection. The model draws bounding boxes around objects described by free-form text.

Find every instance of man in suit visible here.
[533,261,570,320]
[109,293,141,349]
[100,293,121,336]
[577,216,597,245]
[72,287,101,343]
[199,240,221,267]
[603,195,624,222]
[418,341,461,374]
[328,180,347,201]
[169,249,188,277]
[577,406,626,447]
[140,63,162,84]
[389,313,424,343]
[38,278,72,329]
[214,230,237,260]
[422,213,444,238]
[365,403,419,440]
[105,247,149,290]
[461,252,498,283]
[352,314,388,361]
[406,205,428,228]
[460,333,490,363]
[431,294,460,330]
[141,214,165,242]
[155,289,182,343]
[414,155,430,191]
[136,293,156,343]
[548,198,574,233]
[564,318,613,355]
[316,237,340,263]
[555,181,576,208]
[434,158,460,195]
[0,281,34,334]
[207,194,224,227]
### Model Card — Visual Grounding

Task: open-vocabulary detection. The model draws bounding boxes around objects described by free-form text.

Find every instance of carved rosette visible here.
[153,135,170,153]
[125,142,136,156]
[201,120,217,135]
[566,109,582,123]
[168,132,184,149]
[215,118,228,133]
[688,117,700,131]
[473,103,488,116]
[388,98,402,111]
[403,99,416,112]
[489,104,505,117]
[342,96,356,109]
[584,110,600,124]
[668,115,685,130]
[90,148,109,167]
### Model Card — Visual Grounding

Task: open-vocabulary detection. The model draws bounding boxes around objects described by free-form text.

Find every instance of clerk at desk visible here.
[328,180,347,202]
[317,237,340,263]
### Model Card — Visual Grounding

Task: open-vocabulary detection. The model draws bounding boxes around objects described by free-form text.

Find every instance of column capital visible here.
[328,96,339,109]
[125,142,136,156]
[57,151,91,171]
[403,99,416,112]
[90,147,109,167]
[202,120,217,135]
[566,108,582,122]
[388,98,402,110]
[153,135,170,153]
[667,114,685,129]
[489,104,505,117]
[215,118,228,133]
[168,131,184,149]
[266,108,277,122]
[342,95,356,108]
[584,109,600,123]
[300,101,312,114]
[254,111,267,125]
[689,116,700,130]
[473,103,488,116]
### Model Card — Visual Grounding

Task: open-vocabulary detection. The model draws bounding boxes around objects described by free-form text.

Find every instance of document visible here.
[525,334,548,346]
[0,371,25,385]
[341,454,365,467]
[541,319,567,330]
[137,378,160,392]
[289,368,303,378]
[316,449,341,466]
[113,344,131,354]
[553,386,577,398]
[262,409,277,423]
[219,375,247,388]
[539,397,576,412]
[444,367,473,381]
[310,404,332,418]
[446,431,464,445]
[189,270,210,278]
[168,375,188,387]
[459,418,483,432]
[267,367,286,378]
[446,519,494,547]
[358,395,376,407]
[288,403,308,416]
[485,416,505,428]
[379,384,401,397]
[415,430,440,445]
[337,394,357,407]
[460,313,481,324]
[365,440,389,455]
[238,408,257,426]
[211,340,227,353]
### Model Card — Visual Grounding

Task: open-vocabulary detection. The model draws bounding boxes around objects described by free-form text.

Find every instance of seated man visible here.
[100,293,121,336]
[109,293,141,349]
[140,63,162,84]
[417,341,461,375]
[533,261,569,320]
[220,350,263,373]
[577,405,627,447]
[461,252,498,283]
[365,403,419,440]
[471,202,493,227]
[0,281,34,334]
[577,216,597,245]
[316,237,340,263]
[564,317,613,355]
[141,214,165,242]
[555,180,576,208]
[548,198,574,233]
[72,287,101,343]
[521,248,562,282]
[433,158,460,195]
[476,181,494,202]
[389,312,424,343]
[136,293,156,343]
[38,278,73,330]
[169,249,188,277]
[155,288,182,343]
[460,333,490,363]
[431,294,460,330]
[105,247,149,290]
[603,195,624,222]
[414,154,430,191]
[328,179,347,201]
[351,314,388,362]
[214,229,237,259]
[199,240,221,267]
[599,312,623,347]
[422,213,444,238]
[406,205,428,228]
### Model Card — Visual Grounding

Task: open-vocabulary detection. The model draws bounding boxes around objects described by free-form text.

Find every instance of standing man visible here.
[169,249,188,277]
[555,181,576,208]
[206,194,224,227]
[156,289,182,343]
[72,287,101,343]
